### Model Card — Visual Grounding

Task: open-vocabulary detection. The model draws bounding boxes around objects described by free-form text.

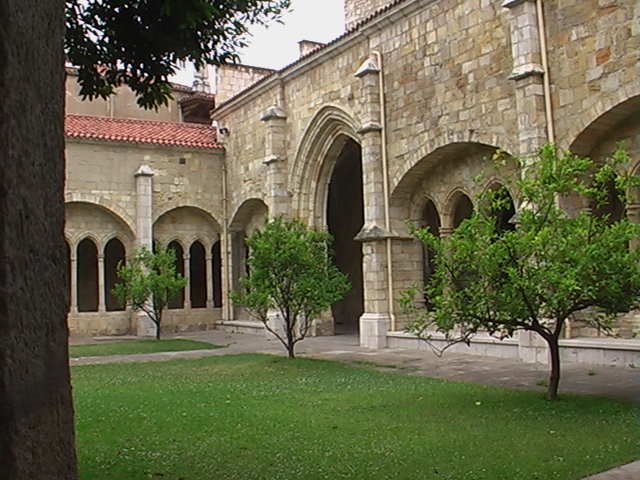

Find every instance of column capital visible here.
[135,164,154,177]
[501,0,534,8]
[354,223,397,242]
[260,105,287,122]
[354,55,380,78]
[357,122,382,135]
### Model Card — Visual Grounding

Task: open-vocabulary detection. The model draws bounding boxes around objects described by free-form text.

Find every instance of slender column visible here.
[627,203,640,250]
[134,164,155,336]
[70,253,78,313]
[183,254,191,310]
[97,254,105,312]
[261,106,290,219]
[354,54,393,349]
[206,253,214,308]
[221,232,232,320]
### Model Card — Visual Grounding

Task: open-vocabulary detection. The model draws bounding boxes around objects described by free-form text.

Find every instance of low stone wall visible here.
[68,308,221,337]
[387,331,640,368]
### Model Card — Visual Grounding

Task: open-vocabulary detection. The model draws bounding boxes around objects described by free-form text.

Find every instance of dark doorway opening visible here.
[327,138,364,334]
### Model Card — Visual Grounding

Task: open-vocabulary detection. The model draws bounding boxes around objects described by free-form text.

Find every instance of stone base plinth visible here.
[359,313,389,349]
[136,312,157,337]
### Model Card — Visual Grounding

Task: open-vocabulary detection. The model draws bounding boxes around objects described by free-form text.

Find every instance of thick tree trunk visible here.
[545,335,561,401]
[0,1,78,478]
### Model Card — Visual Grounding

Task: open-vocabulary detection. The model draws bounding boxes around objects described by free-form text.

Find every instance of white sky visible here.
[238,0,346,70]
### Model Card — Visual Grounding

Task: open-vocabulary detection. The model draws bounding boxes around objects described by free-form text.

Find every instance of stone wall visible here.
[215,64,274,105]
[212,0,640,343]
[65,140,225,336]
[65,69,192,123]
[345,0,394,29]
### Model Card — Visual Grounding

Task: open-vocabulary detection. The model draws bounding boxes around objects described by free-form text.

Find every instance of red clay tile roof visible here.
[65,114,223,150]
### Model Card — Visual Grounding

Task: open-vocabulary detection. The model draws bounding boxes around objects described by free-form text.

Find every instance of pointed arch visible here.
[289,105,361,224]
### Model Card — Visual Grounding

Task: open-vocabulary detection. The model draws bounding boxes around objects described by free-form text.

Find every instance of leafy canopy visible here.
[232,217,350,357]
[114,245,187,338]
[65,0,291,108]
[403,145,640,399]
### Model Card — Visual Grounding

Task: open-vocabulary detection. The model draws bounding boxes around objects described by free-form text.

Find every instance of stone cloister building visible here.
[65,0,640,365]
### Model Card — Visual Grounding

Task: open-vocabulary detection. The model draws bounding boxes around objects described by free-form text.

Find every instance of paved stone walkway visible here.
[70,330,640,479]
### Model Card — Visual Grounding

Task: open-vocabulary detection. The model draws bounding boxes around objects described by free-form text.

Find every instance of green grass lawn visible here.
[72,355,640,480]
[69,339,221,357]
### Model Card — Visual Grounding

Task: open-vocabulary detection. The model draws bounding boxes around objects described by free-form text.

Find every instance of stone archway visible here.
[326,137,364,334]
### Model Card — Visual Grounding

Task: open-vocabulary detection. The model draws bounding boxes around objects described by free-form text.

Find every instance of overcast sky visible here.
[238,0,346,70]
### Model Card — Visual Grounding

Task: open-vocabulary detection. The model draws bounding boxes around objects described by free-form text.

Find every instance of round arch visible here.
[568,91,640,156]
[65,193,135,238]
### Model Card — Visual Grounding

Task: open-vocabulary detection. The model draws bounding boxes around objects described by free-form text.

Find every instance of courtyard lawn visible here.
[69,339,221,358]
[73,355,640,480]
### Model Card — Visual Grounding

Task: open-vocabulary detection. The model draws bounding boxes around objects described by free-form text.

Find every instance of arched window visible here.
[168,241,184,309]
[487,185,516,234]
[452,193,474,229]
[212,241,223,308]
[104,238,126,311]
[190,241,207,308]
[421,199,441,307]
[77,238,98,312]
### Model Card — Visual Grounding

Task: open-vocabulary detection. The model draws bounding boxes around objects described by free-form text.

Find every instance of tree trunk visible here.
[155,312,162,340]
[545,334,561,401]
[287,343,296,359]
[0,1,78,478]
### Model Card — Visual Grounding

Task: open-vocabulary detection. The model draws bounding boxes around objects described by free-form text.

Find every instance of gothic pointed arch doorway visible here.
[326,137,364,334]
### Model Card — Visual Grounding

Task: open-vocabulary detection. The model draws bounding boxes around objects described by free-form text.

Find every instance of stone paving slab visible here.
[583,461,640,480]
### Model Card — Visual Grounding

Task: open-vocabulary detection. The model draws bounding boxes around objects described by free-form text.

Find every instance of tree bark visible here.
[0,1,78,478]
[545,334,561,401]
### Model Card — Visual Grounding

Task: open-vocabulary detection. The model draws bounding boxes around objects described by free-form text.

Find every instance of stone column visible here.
[502,0,548,158]
[354,55,393,349]
[627,203,640,250]
[261,105,290,219]
[221,232,232,321]
[70,253,78,313]
[206,252,214,308]
[183,254,191,310]
[134,164,156,336]
[97,254,105,312]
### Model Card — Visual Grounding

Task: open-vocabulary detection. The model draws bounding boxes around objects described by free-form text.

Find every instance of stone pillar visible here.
[134,164,156,336]
[627,203,640,250]
[354,55,393,349]
[206,253,214,308]
[97,254,105,312]
[221,232,232,321]
[183,254,191,310]
[502,0,548,158]
[261,105,290,219]
[70,253,78,313]
[0,1,78,476]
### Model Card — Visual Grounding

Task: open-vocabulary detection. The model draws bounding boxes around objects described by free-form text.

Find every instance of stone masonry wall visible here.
[345,0,394,29]
[215,64,274,105]
[65,140,225,336]
[214,0,639,340]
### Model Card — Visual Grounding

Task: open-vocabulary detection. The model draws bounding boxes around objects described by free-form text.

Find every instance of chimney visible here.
[298,40,326,59]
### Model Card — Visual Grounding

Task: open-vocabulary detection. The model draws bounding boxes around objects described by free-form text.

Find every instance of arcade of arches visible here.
[63,0,640,367]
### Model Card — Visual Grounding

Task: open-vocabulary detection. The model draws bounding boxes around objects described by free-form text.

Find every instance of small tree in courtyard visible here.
[114,245,187,340]
[232,217,350,358]
[402,144,640,400]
